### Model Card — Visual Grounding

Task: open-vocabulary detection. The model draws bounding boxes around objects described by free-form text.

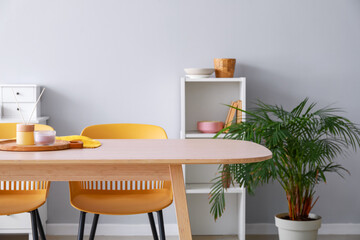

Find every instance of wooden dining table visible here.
[0,139,272,240]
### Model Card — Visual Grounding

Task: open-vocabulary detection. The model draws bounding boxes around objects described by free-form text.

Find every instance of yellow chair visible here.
[0,123,54,139]
[0,123,53,240]
[69,124,172,240]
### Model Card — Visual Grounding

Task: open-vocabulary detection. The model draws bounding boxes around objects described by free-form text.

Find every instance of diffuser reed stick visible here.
[11,88,26,124]
[27,88,45,125]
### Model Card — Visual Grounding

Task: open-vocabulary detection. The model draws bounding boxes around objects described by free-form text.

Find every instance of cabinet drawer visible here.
[0,212,31,229]
[2,87,37,102]
[0,202,46,231]
[2,103,39,119]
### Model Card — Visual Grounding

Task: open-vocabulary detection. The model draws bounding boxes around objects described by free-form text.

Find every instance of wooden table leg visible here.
[169,165,192,240]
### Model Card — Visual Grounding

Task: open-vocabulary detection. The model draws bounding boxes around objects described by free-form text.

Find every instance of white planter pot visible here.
[275,213,322,240]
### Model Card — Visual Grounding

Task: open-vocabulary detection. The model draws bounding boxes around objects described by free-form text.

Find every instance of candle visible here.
[16,124,35,145]
[34,130,56,145]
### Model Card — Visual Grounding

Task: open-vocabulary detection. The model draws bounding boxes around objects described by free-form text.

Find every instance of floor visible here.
[1,235,360,240]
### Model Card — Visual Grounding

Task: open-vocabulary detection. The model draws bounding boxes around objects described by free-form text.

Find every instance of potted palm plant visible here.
[210,98,360,240]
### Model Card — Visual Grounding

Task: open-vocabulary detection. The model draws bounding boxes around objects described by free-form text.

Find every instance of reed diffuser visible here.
[12,88,46,145]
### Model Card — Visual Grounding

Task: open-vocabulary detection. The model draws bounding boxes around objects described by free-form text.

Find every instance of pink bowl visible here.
[197,121,224,133]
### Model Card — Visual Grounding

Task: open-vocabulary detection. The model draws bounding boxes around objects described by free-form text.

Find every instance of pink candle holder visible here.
[197,121,224,133]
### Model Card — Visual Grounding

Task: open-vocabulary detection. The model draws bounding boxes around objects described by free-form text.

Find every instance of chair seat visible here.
[70,189,173,215]
[0,191,47,215]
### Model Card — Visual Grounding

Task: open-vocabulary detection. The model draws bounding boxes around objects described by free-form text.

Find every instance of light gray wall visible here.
[0,0,359,225]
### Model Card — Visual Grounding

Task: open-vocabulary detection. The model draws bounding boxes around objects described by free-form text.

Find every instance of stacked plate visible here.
[184,68,214,79]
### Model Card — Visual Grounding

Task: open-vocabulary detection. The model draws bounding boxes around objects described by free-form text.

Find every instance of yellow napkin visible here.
[56,135,102,148]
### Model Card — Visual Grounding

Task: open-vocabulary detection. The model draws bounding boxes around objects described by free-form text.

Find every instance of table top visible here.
[0,139,272,165]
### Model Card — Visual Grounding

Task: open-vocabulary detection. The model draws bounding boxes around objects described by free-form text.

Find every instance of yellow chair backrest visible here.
[0,123,54,139]
[81,123,167,139]
[78,123,170,192]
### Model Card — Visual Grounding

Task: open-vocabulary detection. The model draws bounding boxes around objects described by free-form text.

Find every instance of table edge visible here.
[0,154,272,165]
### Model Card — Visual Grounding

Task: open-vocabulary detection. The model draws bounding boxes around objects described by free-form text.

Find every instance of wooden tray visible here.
[0,140,70,152]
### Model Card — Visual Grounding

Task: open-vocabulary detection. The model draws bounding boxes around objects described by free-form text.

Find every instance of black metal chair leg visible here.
[89,214,100,240]
[35,209,46,240]
[78,211,87,240]
[148,212,159,240]
[30,210,39,240]
[157,210,166,240]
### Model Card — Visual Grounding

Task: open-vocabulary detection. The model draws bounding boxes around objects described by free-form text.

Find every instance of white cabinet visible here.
[180,77,246,240]
[0,84,49,124]
[0,84,49,240]
[0,205,47,240]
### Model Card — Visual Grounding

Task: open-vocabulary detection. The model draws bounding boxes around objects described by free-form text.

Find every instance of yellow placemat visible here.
[56,135,101,148]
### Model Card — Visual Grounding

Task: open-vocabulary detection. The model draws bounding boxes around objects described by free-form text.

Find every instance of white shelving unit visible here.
[180,77,246,240]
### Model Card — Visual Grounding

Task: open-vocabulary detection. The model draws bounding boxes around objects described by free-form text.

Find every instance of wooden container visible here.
[214,58,236,78]
[0,139,70,151]
[16,124,35,145]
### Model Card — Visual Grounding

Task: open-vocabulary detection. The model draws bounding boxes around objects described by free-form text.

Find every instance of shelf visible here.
[185,130,225,139]
[186,183,244,194]
[0,116,49,123]
[184,77,245,83]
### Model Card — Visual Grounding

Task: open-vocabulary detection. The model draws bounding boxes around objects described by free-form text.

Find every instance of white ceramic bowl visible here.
[184,68,215,75]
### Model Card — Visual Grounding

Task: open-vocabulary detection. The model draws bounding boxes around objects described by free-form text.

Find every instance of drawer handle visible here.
[17,108,20,111]
[16,92,20,95]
